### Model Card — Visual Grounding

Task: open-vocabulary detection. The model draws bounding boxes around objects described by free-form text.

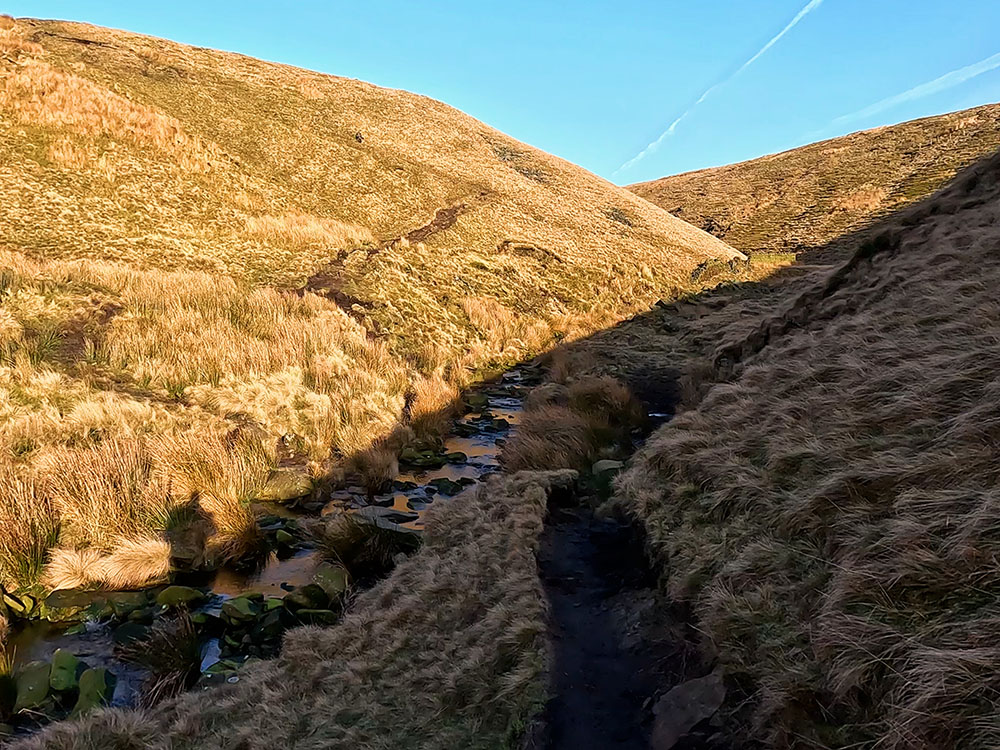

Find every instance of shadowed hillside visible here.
[630,102,1000,258]
[619,148,1000,747]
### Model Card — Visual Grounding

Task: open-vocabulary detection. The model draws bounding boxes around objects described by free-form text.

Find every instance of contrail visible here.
[825,50,1000,131]
[615,0,824,176]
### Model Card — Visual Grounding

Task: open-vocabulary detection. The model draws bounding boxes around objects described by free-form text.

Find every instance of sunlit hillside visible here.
[630,102,1000,257]
[0,15,738,596]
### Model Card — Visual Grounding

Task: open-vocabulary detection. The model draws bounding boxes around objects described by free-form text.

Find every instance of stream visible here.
[1,365,535,733]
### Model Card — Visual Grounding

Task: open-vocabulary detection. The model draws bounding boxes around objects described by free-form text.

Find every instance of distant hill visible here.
[2,17,738,360]
[629,102,1000,256]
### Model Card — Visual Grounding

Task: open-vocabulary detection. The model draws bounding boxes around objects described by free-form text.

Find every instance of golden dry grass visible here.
[0,468,57,590]
[1,15,738,305]
[501,375,639,472]
[0,14,738,594]
[17,470,575,750]
[242,212,374,250]
[407,371,460,442]
[0,248,411,591]
[631,101,1000,258]
[617,150,1000,747]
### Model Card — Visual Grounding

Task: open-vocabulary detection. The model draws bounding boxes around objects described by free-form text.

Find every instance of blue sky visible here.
[7,1,1000,184]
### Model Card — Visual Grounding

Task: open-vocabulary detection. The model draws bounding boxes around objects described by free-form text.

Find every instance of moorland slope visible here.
[630,102,1000,257]
[0,15,738,596]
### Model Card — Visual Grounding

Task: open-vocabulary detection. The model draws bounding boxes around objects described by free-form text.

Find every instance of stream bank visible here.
[0,365,539,739]
[529,391,731,750]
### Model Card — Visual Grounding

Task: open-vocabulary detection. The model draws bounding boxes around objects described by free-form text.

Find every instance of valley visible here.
[2,10,1000,750]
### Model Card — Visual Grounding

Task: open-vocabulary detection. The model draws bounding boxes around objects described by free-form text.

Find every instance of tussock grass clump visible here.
[155,430,271,566]
[0,469,58,590]
[567,376,643,432]
[243,212,373,250]
[407,371,459,442]
[118,610,201,707]
[618,153,1000,748]
[46,538,171,591]
[346,443,399,501]
[39,440,174,551]
[501,405,599,472]
[20,471,574,750]
[523,382,569,411]
[502,375,639,472]
[310,510,420,582]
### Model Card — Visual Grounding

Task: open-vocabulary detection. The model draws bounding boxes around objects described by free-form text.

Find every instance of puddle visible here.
[7,620,146,707]
[206,549,324,598]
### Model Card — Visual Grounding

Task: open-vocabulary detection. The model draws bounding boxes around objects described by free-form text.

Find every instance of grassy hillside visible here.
[0,15,739,597]
[619,146,1000,747]
[629,102,1000,256]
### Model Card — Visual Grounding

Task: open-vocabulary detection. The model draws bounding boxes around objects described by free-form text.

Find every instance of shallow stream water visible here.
[2,366,534,716]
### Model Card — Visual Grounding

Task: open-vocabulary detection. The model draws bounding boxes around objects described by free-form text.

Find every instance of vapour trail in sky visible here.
[823,50,1000,131]
[614,0,824,177]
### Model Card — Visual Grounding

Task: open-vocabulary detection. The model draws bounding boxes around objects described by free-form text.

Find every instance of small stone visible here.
[282,583,330,612]
[464,392,489,410]
[651,669,726,749]
[221,596,257,624]
[106,591,148,619]
[260,469,313,503]
[49,649,83,693]
[3,591,36,618]
[444,452,467,464]
[355,506,419,525]
[14,661,51,712]
[254,610,285,640]
[592,459,625,475]
[325,489,358,505]
[312,563,349,598]
[71,668,116,718]
[275,529,295,545]
[426,478,463,496]
[156,585,207,608]
[42,589,102,622]
[592,459,626,494]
